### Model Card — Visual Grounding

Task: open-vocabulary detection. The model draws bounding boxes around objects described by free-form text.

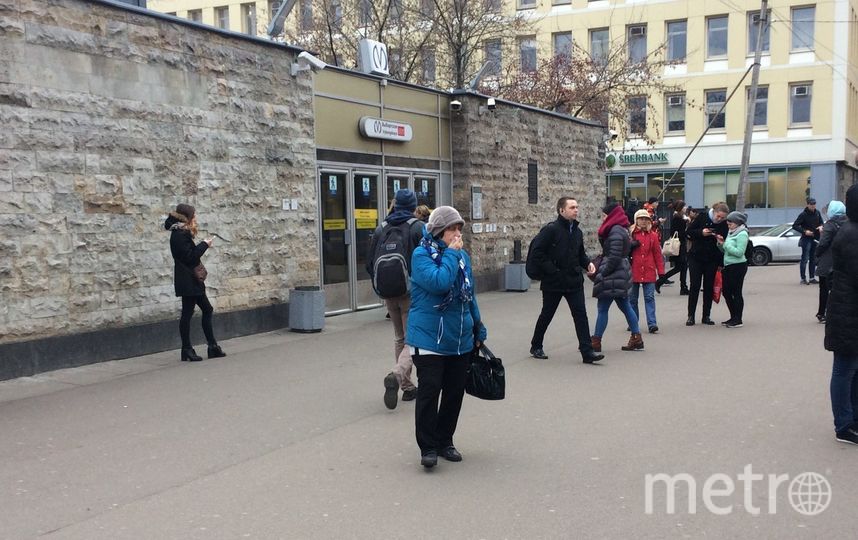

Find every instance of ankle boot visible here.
[207,344,227,358]
[621,333,644,351]
[181,347,203,362]
[655,277,663,294]
[680,285,690,296]
[591,336,602,353]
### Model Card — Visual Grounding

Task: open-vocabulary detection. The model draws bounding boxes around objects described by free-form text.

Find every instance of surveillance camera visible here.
[487,97,496,110]
[450,100,462,112]
[609,129,618,140]
[298,51,327,70]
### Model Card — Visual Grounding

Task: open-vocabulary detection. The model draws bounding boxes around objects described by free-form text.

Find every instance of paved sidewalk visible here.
[1,263,854,539]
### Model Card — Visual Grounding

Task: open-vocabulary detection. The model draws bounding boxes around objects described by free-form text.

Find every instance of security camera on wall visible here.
[291,51,327,76]
[609,129,618,141]
[450,100,462,112]
[486,97,496,111]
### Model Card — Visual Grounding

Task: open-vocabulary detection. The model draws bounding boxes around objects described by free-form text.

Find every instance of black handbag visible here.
[465,344,505,400]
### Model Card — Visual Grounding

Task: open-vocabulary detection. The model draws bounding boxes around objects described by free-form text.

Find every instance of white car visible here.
[748,223,803,266]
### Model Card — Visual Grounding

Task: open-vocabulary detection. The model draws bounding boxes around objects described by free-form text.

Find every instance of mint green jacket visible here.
[718,230,749,266]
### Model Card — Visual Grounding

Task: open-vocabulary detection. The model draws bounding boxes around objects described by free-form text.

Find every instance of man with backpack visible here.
[526,197,604,364]
[367,189,426,410]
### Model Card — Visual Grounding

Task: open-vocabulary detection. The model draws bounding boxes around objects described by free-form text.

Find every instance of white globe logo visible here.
[788,472,832,516]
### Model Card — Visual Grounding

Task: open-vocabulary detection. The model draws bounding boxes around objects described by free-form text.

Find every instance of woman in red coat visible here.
[629,209,665,333]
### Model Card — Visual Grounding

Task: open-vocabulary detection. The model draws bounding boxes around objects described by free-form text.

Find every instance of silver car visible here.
[748,223,803,266]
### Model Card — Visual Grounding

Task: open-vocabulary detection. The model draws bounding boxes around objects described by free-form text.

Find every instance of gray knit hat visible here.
[726,211,747,225]
[426,206,465,236]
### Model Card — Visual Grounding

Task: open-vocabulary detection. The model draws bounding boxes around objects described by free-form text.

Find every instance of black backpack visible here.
[371,218,418,299]
[744,236,754,262]
[525,223,557,280]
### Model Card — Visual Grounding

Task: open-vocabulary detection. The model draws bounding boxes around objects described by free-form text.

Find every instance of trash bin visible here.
[504,262,530,292]
[288,286,325,333]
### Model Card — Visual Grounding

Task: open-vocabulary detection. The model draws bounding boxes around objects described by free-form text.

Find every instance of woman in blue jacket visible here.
[406,206,487,469]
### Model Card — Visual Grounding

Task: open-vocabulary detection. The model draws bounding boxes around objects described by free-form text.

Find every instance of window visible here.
[215,6,229,29]
[485,0,502,12]
[519,37,537,73]
[744,171,767,208]
[792,6,815,50]
[518,0,536,9]
[748,86,768,127]
[747,10,771,54]
[768,167,811,207]
[666,93,685,133]
[666,20,687,62]
[300,0,313,31]
[328,0,343,31]
[627,25,647,64]
[590,28,609,65]
[527,161,538,204]
[707,15,728,58]
[422,49,436,83]
[628,96,647,135]
[358,0,372,26]
[790,83,812,125]
[705,89,726,129]
[241,3,257,35]
[485,39,502,77]
[188,9,202,22]
[553,32,572,61]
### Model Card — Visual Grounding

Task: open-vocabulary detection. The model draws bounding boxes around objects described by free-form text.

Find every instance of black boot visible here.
[655,277,664,294]
[680,285,690,296]
[181,347,203,362]
[207,344,227,358]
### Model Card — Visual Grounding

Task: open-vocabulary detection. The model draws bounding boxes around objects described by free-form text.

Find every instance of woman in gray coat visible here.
[591,203,643,351]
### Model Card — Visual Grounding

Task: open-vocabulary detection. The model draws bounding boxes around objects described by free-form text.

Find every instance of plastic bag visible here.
[712,269,723,304]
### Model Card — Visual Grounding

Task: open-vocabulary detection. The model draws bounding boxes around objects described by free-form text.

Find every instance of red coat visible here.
[630,227,665,283]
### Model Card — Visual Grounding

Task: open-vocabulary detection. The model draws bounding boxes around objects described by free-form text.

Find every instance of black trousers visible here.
[662,255,687,288]
[413,353,470,455]
[180,294,216,348]
[721,263,747,323]
[818,275,831,317]
[531,289,594,356]
[687,257,719,319]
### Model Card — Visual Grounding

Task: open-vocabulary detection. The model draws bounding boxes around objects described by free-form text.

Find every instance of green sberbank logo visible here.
[614,152,669,165]
[605,154,617,168]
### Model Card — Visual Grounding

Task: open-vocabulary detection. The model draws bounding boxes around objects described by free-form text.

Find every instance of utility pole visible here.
[736,0,768,212]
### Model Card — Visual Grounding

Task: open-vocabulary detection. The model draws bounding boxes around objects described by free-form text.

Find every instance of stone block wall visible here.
[0,1,318,361]
[450,93,606,289]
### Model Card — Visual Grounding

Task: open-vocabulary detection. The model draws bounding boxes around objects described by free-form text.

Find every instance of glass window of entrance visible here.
[745,171,767,208]
[747,10,771,54]
[706,16,728,58]
[667,20,687,62]
[791,6,815,50]
[705,89,726,129]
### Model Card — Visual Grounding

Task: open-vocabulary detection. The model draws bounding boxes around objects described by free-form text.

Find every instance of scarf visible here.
[728,224,748,237]
[420,233,473,311]
[598,206,630,239]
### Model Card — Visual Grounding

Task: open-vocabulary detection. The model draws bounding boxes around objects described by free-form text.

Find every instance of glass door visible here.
[319,170,351,312]
[385,174,412,213]
[414,175,438,209]
[353,172,381,308]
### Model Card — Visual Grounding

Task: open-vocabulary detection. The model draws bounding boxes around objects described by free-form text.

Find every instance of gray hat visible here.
[426,206,465,236]
[726,211,747,225]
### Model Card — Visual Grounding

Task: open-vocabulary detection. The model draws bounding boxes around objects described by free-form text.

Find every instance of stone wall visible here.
[450,93,606,289]
[0,0,318,375]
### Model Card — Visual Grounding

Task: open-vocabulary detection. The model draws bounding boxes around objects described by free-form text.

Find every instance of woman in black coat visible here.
[164,204,226,362]
[656,200,689,295]
[825,185,858,445]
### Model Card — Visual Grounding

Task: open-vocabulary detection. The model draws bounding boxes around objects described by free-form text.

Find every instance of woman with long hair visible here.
[656,199,689,295]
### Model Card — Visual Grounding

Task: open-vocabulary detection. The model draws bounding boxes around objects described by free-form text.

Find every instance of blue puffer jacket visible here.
[405,236,487,355]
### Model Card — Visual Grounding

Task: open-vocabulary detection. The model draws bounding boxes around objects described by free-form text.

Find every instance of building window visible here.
[527,161,538,204]
[747,10,771,54]
[188,9,202,22]
[705,89,726,129]
[300,0,313,31]
[768,167,811,207]
[485,0,502,12]
[590,28,609,65]
[628,96,647,135]
[485,39,502,77]
[358,0,372,26]
[666,20,687,62]
[792,6,815,50]
[748,86,768,127]
[666,93,685,133]
[241,3,257,35]
[790,83,812,125]
[519,37,537,73]
[744,171,767,208]
[627,24,647,64]
[422,49,436,82]
[215,6,229,29]
[518,0,536,9]
[553,32,572,61]
[706,15,728,58]
[329,0,343,31]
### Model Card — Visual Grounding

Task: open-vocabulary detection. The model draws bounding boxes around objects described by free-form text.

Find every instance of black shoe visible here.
[809,278,819,284]
[817,314,826,324]
[679,287,689,296]
[648,326,658,334]
[800,279,808,285]
[401,388,417,401]
[383,372,399,410]
[440,446,463,462]
[721,319,734,326]
[421,451,438,468]
[530,347,548,359]
[685,317,695,326]
[655,280,662,294]
[836,426,858,445]
[725,321,743,328]
[701,317,715,325]
[207,344,227,358]
[181,347,203,362]
[582,352,604,364]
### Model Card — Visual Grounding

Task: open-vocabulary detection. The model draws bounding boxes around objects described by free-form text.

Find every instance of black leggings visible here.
[722,263,748,323]
[180,294,215,348]
[818,275,831,317]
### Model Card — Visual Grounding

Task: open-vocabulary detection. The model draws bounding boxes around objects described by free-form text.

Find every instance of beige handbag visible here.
[662,232,681,257]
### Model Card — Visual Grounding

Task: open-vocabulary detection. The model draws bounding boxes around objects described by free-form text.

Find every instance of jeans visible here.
[593,296,640,337]
[531,289,595,356]
[413,353,470,454]
[630,282,657,329]
[180,294,216,348]
[721,263,747,323]
[799,237,817,281]
[385,295,416,390]
[687,257,718,320]
[830,354,858,433]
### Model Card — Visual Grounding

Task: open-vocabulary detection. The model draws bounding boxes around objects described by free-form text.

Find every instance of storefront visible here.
[314,68,453,313]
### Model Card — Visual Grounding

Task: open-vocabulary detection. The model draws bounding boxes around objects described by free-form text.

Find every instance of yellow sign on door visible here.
[354,209,378,220]
[355,219,378,229]
[323,219,346,230]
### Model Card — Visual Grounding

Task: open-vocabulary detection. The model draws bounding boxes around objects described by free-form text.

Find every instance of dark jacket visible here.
[686,210,728,264]
[593,224,632,299]
[815,214,847,278]
[792,207,823,241]
[669,213,688,260]
[825,185,858,353]
[529,216,590,292]
[165,213,209,297]
[365,210,425,276]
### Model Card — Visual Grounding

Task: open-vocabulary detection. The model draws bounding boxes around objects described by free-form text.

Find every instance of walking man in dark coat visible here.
[528,197,604,364]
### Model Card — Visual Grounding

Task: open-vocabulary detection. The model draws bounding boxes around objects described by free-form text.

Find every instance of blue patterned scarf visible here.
[420,234,473,311]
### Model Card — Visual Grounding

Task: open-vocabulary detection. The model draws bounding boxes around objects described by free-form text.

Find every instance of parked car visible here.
[748,223,803,266]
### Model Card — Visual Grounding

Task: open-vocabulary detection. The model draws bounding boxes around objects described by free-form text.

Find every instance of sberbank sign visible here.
[607,152,670,167]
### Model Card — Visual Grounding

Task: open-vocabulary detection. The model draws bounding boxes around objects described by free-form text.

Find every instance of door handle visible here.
[344,230,352,245]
